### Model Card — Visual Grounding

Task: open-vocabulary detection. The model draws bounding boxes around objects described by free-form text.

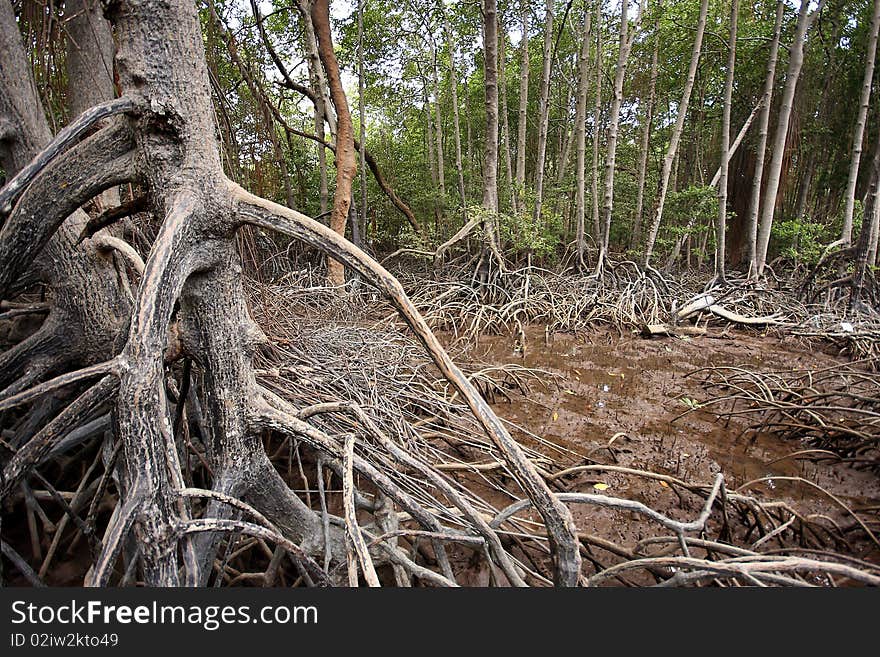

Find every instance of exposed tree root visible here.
[690,360,880,472]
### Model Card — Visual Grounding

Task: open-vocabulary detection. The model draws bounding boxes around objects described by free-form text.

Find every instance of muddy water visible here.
[457,327,880,531]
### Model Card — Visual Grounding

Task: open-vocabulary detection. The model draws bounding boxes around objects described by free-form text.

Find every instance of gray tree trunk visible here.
[640,0,709,269]
[65,0,120,210]
[756,0,816,275]
[515,0,530,211]
[590,2,603,241]
[630,10,659,252]
[1,0,582,587]
[715,0,739,282]
[597,0,634,267]
[442,8,468,220]
[842,0,880,245]
[744,0,784,275]
[481,0,502,260]
[532,0,554,223]
[499,29,516,215]
[431,44,447,205]
[574,2,594,267]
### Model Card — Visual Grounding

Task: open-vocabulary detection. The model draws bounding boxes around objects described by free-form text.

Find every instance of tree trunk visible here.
[590,2,603,241]
[515,0,530,211]
[2,0,581,587]
[431,44,447,206]
[424,85,441,228]
[358,0,367,240]
[842,0,880,245]
[499,29,516,215]
[744,0,784,275]
[597,0,634,268]
[481,0,502,261]
[310,0,356,286]
[532,0,554,224]
[574,2,594,267]
[715,0,739,282]
[630,9,659,252]
[641,0,708,269]
[442,8,468,220]
[65,0,120,210]
[756,0,815,275]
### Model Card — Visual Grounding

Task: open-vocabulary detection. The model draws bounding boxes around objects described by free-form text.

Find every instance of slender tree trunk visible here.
[666,99,761,272]
[598,0,634,267]
[301,17,330,215]
[532,0,554,223]
[358,0,367,241]
[630,10,659,252]
[842,0,880,245]
[793,161,814,221]
[855,127,880,296]
[515,0,530,210]
[431,45,447,205]
[574,2,594,267]
[590,2,603,241]
[481,0,502,259]
[756,0,816,275]
[641,0,709,269]
[499,29,516,215]
[442,9,467,219]
[715,0,739,282]
[311,0,356,286]
[553,87,574,203]
[744,0,784,275]
[424,86,441,229]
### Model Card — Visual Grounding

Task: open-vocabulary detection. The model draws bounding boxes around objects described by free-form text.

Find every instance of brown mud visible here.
[451,326,880,576]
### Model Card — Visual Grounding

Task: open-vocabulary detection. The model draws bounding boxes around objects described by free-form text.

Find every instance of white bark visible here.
[756,0,817,275]
[641,0,709,268]
[532,0,554,223]
[574,3,593,266]
[842,0,880,245]
[715,0,738,282]
[598,0,634,262]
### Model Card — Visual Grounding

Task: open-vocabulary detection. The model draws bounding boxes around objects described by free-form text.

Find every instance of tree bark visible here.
[481,0,502,260]
[715,0,739,282]
[515,0,530,211]
[574,2,594,267]
[431,43,447,206]
[630,9,659,252]
[597,0,635,268]
[65,0,120,210]
[756,0,816,275]
[590,2,603,241]
[310,0,356,286]
[442,7,468,220]
[358,0,367,240]
[532,0,555,224]
[842,0,880,245]
[641,0,709,269]
[854,121,880,295]
[744,0,784,275]
[499,29,516,215]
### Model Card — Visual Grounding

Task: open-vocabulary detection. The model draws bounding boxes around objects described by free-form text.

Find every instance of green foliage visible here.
[188,0,876,270]
[497,200,564,262]
[770,217,832,265]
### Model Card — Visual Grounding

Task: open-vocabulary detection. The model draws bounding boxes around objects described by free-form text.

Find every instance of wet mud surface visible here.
[453,327,880,570]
